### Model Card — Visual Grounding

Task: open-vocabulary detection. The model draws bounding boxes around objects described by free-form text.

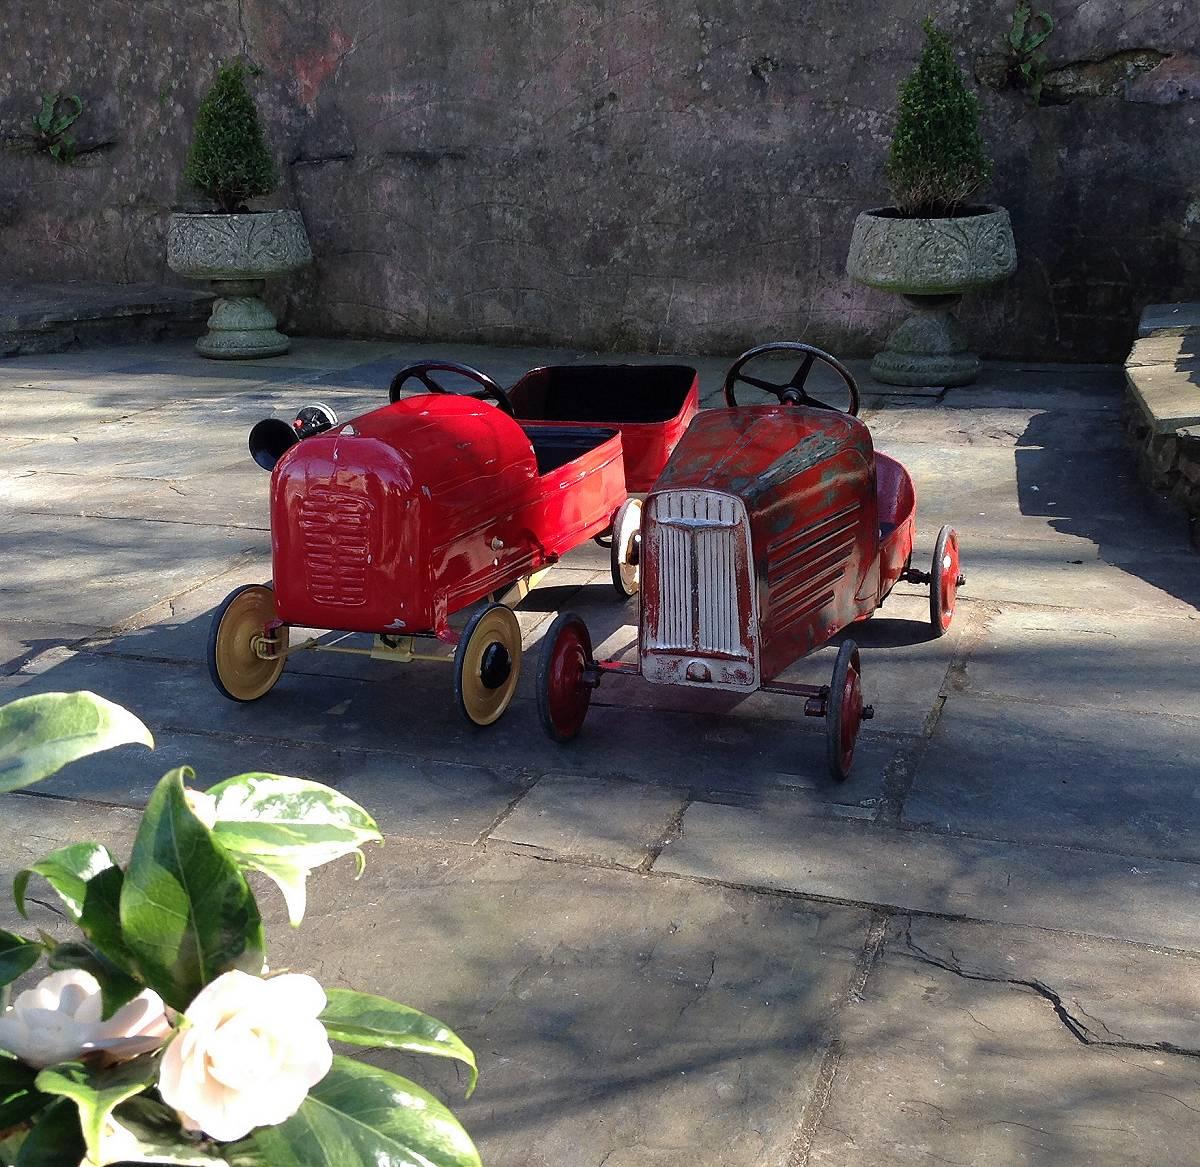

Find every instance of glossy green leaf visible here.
[11,1097,85,1167]
[0,692,153,794]
[241,1056,481,1167]
[320,989,477,1096]
[14,842,115,921]
[0,1058,48,1132]
[102,1097,232,1164]
[35,1057,157,1166]
[120,769,265,1010]
[205,774,381,925]
[0,930,40,989]
[15,850,135,994]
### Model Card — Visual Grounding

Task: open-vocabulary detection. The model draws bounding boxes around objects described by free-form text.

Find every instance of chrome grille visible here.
[299,487,373,607]
[645,490,752,662]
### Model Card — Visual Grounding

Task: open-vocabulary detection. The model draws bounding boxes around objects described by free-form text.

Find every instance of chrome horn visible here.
[248,403,338,471]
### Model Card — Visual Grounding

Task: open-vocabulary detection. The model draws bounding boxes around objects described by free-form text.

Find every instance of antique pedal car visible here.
[207,360,697,725]
[535,341,965,779]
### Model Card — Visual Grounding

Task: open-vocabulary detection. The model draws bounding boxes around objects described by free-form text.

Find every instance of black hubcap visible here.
[480,642,512,690]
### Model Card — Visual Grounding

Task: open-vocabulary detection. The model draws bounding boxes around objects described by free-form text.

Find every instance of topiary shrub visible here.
[885,20,992,218]
[184,61,277,213]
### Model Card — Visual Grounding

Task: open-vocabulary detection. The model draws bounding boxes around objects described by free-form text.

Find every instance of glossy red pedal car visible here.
[207,359,698,726]
[536,341,965,779]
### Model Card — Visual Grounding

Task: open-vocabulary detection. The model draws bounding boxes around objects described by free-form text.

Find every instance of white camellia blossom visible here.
[158,970,332,1143]
[0,969,171,1069]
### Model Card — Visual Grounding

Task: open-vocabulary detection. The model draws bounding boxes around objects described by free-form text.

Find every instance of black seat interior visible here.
[509,365,695,424]
[522,424,620,475]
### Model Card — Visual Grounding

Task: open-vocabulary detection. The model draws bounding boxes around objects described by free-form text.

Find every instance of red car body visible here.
[636,405,915,692]
[269,394,625,637]
[507,364,700,492]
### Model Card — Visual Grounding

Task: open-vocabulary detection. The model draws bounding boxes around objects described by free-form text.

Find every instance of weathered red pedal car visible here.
[206,360,696,725]
[536,342,965,779]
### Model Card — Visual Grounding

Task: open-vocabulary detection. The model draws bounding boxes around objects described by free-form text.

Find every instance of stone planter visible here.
[846,205,1017,387]
[166,210,312,359]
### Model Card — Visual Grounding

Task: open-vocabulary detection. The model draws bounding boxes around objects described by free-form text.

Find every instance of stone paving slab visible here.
[492,774,689,866]
[654,798,1200,950]
[807,916,1200,1167]
[1140,302,1200,337]
[904,694,1200,860]
[932,535,1199,615]
[0,620,97,674]
[897,916,1200,1052]
[0,512,267,627]
[964,606,1200,717]
[273,842,874,1167]
[880,441,1187,553]
[2,646,892,796]
[22,727,526,845]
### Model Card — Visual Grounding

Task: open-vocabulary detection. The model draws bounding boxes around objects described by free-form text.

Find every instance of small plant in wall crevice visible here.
[31,92,83,162]
[1006,1,1056,105]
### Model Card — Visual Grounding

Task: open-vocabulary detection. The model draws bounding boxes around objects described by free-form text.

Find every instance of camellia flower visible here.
[0,969,171,1069]
[158,970,332,1143]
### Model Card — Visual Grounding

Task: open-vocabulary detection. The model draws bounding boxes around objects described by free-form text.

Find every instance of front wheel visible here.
[610,498,642,598]
[207,584,287,702]
[454,604,522,726]
[929,526,962,637]
[826,641,864,782]
[537,612,594,742]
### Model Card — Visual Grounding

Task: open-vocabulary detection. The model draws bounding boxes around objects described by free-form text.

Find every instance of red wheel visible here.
[929,526,961,637]
[537,612,594,742]
[826,641,864,781]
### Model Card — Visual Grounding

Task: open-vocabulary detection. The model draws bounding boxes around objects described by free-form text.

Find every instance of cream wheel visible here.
[610,498,642,598]
[207,584,287,702]
[454,603,522,726]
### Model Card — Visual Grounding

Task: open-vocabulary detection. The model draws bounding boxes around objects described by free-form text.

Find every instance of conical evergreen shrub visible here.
[885,20,991,217]
[184,62,277,213]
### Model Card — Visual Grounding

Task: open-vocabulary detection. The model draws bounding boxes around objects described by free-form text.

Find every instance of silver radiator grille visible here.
[645,491,750,658]
[299,487,373,607]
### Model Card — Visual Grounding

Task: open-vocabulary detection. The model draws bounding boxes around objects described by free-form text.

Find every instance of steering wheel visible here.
[722,342,860,416]
[389,361,515,417]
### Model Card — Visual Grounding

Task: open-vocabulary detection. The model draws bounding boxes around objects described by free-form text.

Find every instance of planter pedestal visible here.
[196,279,289,359]
[870,293,979,388]
[167,210,311,360]
[847,206,1016,388]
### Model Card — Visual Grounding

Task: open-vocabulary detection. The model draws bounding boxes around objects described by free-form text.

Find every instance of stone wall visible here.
[1,1,1198,360]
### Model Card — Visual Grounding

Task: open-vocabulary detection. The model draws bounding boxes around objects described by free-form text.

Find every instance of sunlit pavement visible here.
[2,337,1198,1165]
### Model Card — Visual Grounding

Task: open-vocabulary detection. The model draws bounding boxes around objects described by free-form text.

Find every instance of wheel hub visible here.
[479,642,513,689]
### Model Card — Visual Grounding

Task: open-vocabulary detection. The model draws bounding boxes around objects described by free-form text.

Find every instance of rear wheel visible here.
[454,604,522,726]
[208,584,287,702]
[537,612,594,742]
[826,641,864,782]
[929,526,961,637]
[610,498,642,598]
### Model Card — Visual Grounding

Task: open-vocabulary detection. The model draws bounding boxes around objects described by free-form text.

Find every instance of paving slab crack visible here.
[900,919,1200,1062]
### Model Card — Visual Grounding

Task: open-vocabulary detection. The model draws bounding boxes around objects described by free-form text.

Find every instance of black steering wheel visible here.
[389,361,515,417]
[722,342,860,416]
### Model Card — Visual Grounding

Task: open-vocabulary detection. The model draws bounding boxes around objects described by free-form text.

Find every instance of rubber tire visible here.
[929,525,960,638]
[454,603,522,727]
[610,498,642,598]
[207,583,287,703]
[536,612,594,742]
[826,640,864,782]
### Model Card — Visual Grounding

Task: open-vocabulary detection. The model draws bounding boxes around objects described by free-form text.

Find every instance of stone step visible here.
[0,282,212,357]
[1125,303,1200,547]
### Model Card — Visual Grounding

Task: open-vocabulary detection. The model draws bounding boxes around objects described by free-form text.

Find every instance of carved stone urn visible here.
[846,205,1017,387]
[166,210,312,359]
